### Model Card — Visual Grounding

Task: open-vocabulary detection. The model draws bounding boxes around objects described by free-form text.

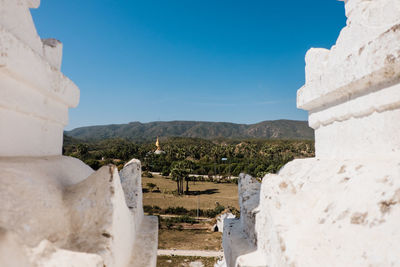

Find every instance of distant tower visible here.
[154,137,165,155]
[155,137,161,150]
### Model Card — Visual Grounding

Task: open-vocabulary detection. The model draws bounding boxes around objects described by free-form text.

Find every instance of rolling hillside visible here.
[65,120,314,141]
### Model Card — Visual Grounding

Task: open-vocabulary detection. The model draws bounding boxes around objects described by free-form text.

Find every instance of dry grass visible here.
[157,256,219,267]
[142,174,239,210]
[158,229,222,251]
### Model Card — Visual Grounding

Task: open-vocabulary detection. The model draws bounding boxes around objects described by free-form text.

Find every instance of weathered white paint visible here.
[298,0,400,159]
[120,159,145,233]
[0,0,78,157]
[213,212,235,233]
[220,0,400,266]
[0,1,158,266]
[221,175,260,267]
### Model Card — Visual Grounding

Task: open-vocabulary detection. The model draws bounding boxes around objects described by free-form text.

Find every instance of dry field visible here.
[158,229,222,251]
[144,174,232,267]
[142,174,239,210]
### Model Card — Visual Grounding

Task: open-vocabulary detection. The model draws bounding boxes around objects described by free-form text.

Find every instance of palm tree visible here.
[170,160,192,195]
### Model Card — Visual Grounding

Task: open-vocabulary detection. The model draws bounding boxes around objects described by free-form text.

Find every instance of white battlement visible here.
[298,0,400,159]
[0,2,158,266]
[0,0,79,157]
[221,1,400,266]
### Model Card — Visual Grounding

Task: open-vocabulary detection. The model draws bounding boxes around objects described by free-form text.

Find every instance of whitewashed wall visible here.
[221,0,400,266]
[0,1,158,266]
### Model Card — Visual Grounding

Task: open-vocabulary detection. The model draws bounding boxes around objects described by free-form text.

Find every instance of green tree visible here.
[170,161,192,195]
[77,144,89,157]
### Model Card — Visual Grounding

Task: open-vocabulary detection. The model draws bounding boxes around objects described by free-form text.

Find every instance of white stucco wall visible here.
[0,0,78,157]
[0,1,158,266]
[221,0,400,266]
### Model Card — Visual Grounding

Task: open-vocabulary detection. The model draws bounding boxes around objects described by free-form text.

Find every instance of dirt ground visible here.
[158,229,222,251]
[142,174,239,210]
[144,174,231,267]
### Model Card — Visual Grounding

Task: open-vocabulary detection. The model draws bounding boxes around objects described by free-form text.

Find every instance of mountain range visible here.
[65,120,314,141]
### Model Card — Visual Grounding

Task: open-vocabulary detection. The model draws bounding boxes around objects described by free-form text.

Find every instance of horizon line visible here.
[65,118,310,131]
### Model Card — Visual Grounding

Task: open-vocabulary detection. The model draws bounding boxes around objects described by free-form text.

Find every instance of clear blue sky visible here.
[31,1,346,130]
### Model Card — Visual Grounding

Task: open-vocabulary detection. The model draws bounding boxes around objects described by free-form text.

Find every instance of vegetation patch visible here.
[157,255,219,267]
[63,137,314,178]
[145,204,238,219]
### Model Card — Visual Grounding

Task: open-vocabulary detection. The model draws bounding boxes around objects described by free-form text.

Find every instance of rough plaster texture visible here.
[213,212,235,233]
[0,157,93,247]
[221,0,400,266]
[298,0,400,159]
[64,165,136,267]
[120,159,144,232]
[129,216,159,267]
[0,0,79,157]
[251,158,400,266]
[0,154,158,267]
[0,1,158,266]
[238,174,261,246]
[221,175,260,267]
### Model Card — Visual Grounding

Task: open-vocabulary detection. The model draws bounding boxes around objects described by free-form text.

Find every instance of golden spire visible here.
[156,136,161,150]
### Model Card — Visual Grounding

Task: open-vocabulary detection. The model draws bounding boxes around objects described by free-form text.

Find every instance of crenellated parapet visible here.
[220,1,400,266]
[0,2,158,266]
[0,0,78,157]
[298,0,400,159]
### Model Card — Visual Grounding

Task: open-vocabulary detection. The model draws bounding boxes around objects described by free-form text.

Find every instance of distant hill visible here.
[65,120,314,141]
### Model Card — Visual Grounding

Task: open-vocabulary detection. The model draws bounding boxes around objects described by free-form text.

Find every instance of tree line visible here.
[63,136,314,180]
